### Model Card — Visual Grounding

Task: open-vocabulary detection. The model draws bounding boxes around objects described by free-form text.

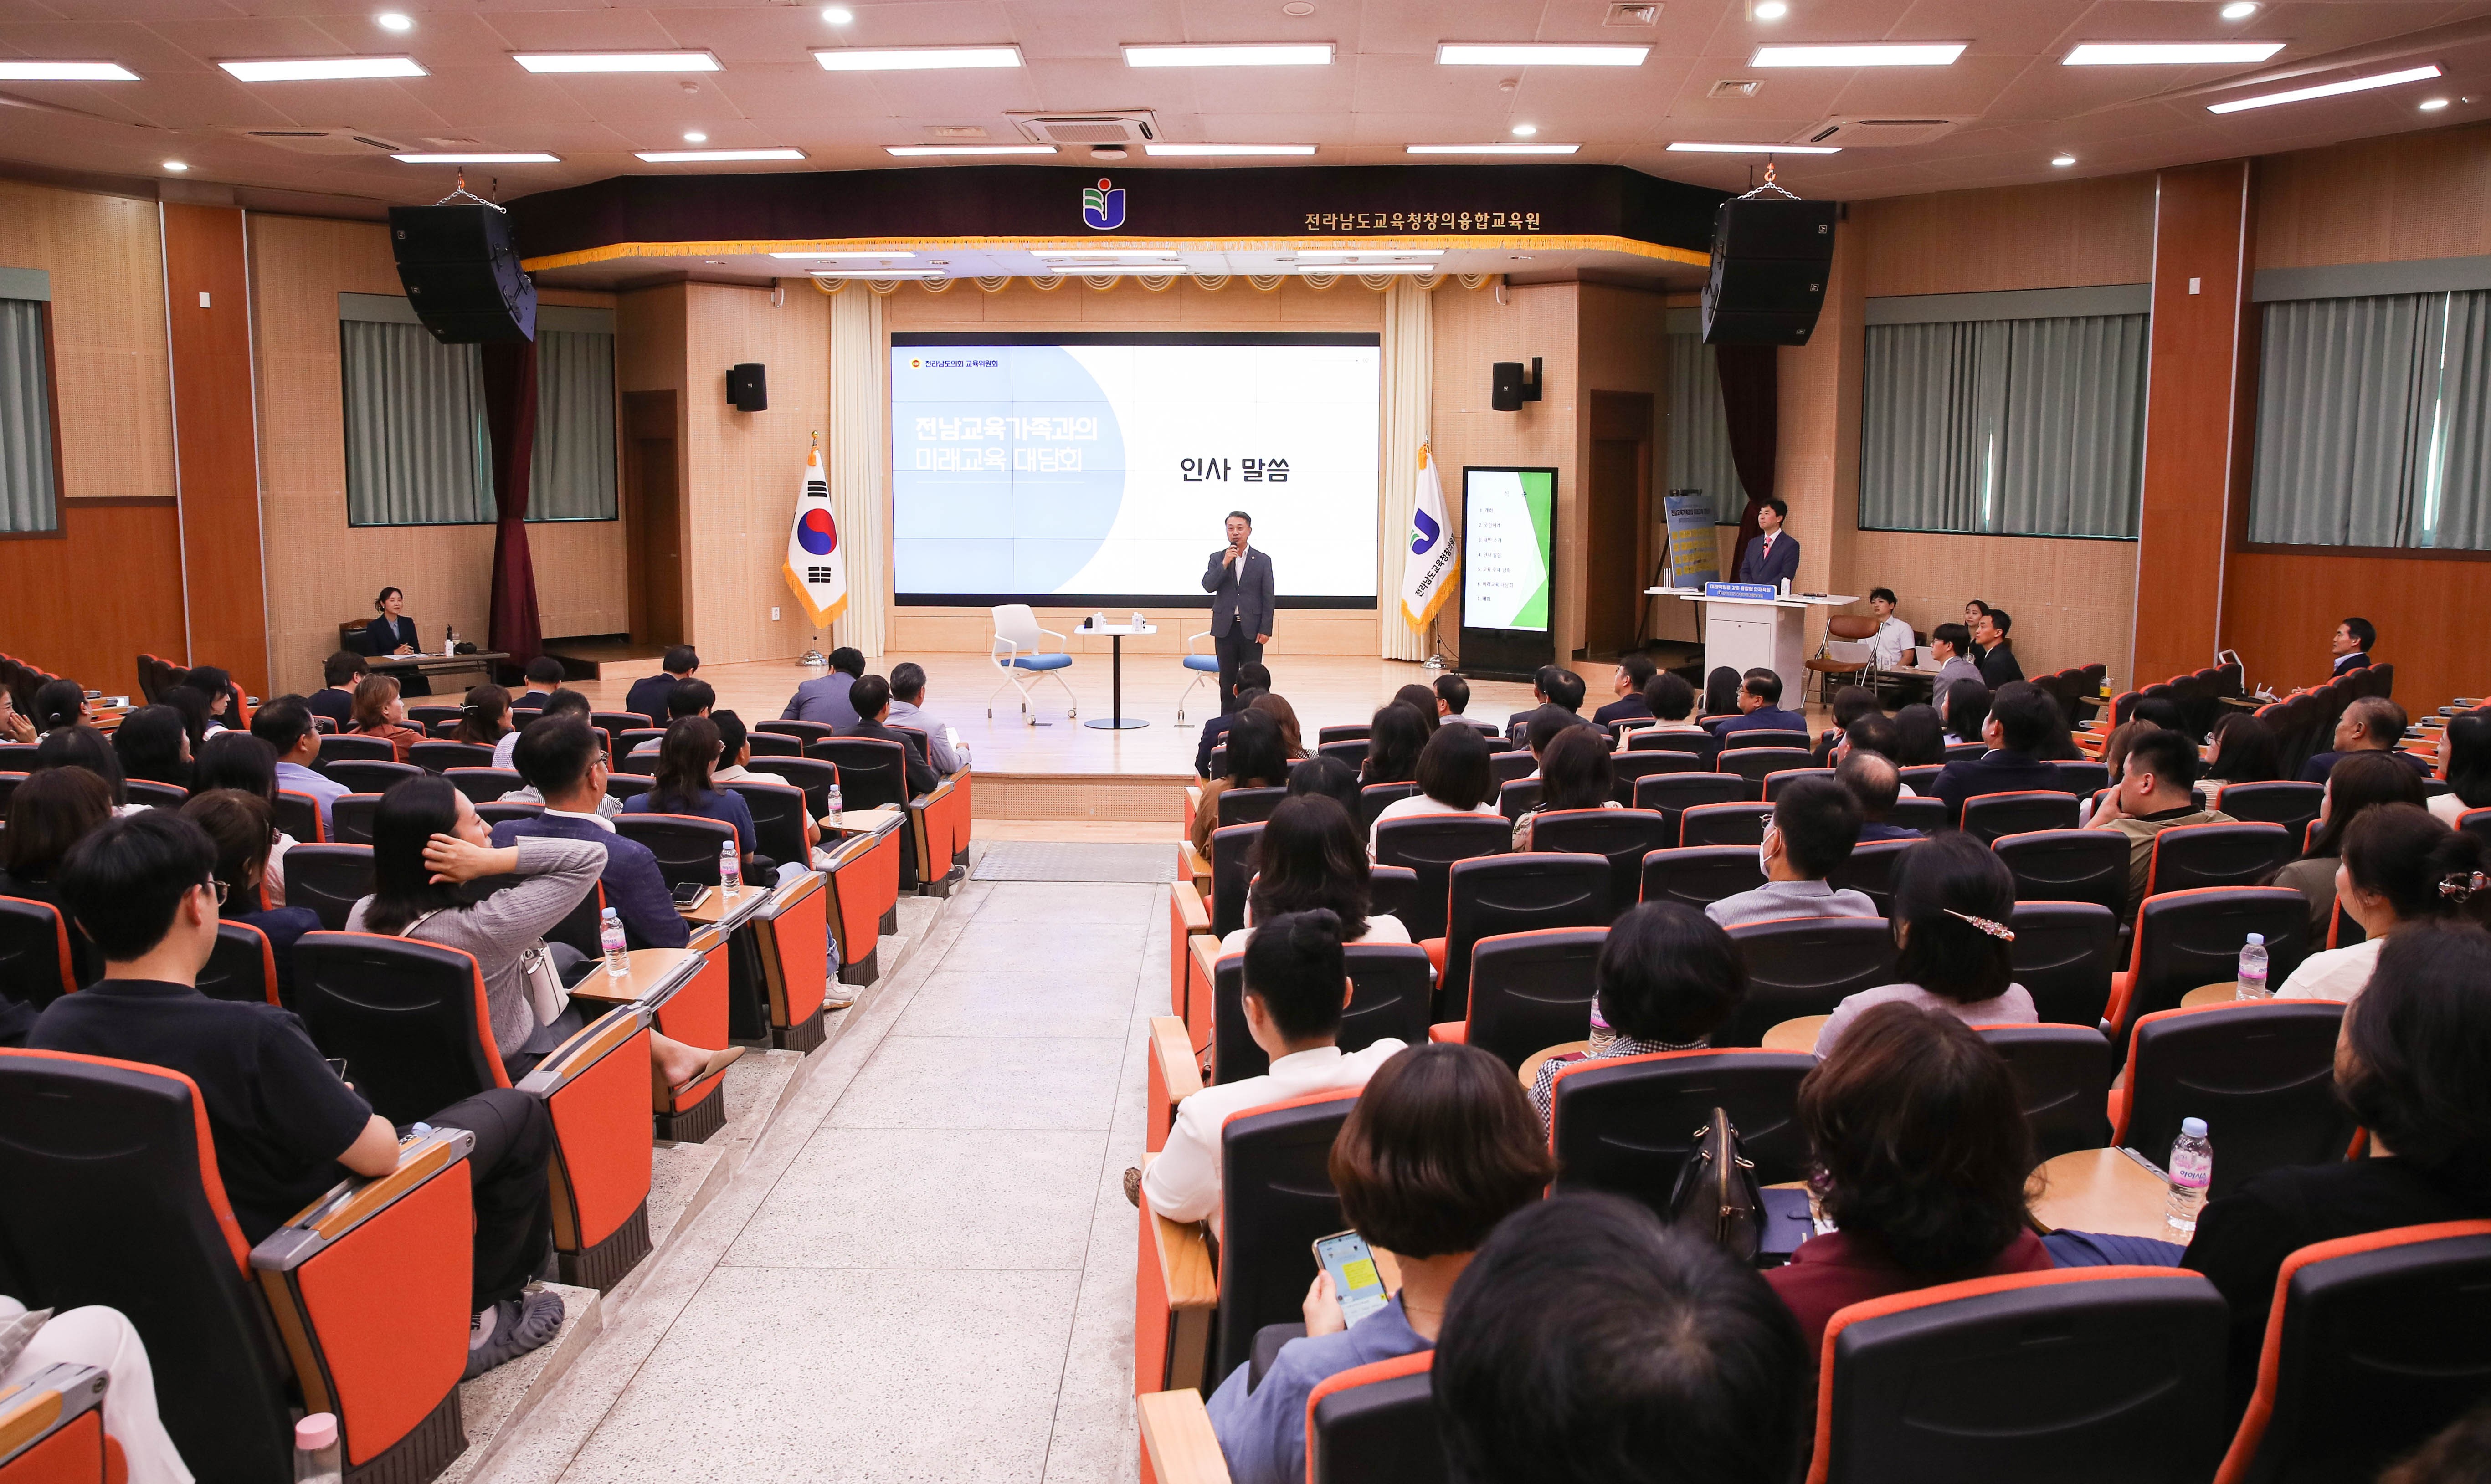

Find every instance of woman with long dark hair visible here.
[2275,803,2491,1001]
[1940,678,1990,747]
[1890,703,1946,766]
[31,677,91,735]
[2204,712,2285,787]
[621,715,762,869]
[1193,707,1289,856]
[1366,721,1502,851]
[1392,684,1442,736]
[0,765,113,988]
[37,723,133,814]
[110,705,191,791]
[2431,712,2491,825]
[2271,749,2426,936]
[1359,702,1428,788]
[452,684,514,748]
[1701,665,1743,722]
[183,665,241,735]
[1511,726,1617,849]
[1224,794,1407,952]
[182,788,319,1001]
[1250,691,1310,760]
[192,730,299,904]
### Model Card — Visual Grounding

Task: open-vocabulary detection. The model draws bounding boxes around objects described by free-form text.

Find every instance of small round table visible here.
[1517,1040,1590,1091]
[2182,982,2244,1008]
[1075,621,1155,731]
[1762,1015,1830,1053]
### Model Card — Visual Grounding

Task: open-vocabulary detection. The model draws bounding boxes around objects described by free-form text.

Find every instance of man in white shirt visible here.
[885,662,960,774]
[252,698,349,833]
[1866,588,1915,670]
[1133,911,1405,1233]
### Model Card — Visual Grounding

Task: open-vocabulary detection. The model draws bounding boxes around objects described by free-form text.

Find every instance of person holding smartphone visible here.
[1203,1041,1554,1484]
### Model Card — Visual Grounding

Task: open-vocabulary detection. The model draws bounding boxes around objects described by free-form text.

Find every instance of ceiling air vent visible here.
[223,126,406,156]
[1012,111,1160,147]
[1709,78,1764,99]
[1796,116,1962,147]
[929,125,989,140]
[1605,4,1661,25]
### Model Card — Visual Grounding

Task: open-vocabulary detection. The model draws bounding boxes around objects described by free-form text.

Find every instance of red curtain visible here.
[479,340,543,668]
[1713,343,1778,582]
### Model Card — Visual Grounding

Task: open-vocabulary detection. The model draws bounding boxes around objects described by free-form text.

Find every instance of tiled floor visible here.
[478,877,1158,1484]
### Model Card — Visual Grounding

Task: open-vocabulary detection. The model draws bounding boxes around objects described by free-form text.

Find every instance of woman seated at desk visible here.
[365,585,430,696]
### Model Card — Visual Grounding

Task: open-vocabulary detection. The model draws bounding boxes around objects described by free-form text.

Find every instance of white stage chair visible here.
[1176,631,1219,724]
[987,603,1078,723]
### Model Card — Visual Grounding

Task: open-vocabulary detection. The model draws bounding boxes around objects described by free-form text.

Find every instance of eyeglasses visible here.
[201,880,229,905]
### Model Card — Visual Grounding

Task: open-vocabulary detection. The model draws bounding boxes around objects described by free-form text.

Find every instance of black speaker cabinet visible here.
[1490,357,1543,413]
[1700,197,1839,346]
[728,363,768,413]
[386,204,536,345]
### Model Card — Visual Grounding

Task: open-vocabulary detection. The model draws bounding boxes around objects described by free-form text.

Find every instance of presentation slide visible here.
[1462,468,1555,632]
[891,334,1381,604]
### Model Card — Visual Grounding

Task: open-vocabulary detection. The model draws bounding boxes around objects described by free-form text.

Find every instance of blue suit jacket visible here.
[1715,706,1809,737]
[1931,749,2068,813]
[492,813,689,951]
[1738,531,1801,588]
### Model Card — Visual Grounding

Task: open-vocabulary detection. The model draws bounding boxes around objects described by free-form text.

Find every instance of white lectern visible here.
[1650,586,1859,705]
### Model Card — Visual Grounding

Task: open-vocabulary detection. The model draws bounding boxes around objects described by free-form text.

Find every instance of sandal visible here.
[670,1044,745,1093]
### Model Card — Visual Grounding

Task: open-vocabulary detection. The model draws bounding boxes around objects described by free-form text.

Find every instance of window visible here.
[0,268,60,535]
[1858,308,2148,539]
[2248,290,2491,551]
[1662,314,1746,523]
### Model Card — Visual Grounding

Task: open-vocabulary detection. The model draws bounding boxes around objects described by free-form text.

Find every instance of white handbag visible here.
[403,909,570,1028]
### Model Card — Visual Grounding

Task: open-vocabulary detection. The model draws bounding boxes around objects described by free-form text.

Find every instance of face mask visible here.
[1758,841,1772,875]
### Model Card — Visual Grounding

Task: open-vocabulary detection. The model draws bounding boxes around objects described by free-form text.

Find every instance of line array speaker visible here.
[1700,197,1838,346]
[386,204,537,344]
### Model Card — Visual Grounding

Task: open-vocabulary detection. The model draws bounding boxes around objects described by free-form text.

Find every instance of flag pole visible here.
[796,429,827,668]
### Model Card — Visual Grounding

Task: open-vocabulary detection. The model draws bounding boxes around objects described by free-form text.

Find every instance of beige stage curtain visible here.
[827,283,890,659]
[1377,276,1435,661]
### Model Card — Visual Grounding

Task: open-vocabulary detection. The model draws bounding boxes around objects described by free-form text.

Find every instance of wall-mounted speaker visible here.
[1491,357,1543,413]
[1700,197,1839,346]
[728,363,768,412]
[386,204,536,344]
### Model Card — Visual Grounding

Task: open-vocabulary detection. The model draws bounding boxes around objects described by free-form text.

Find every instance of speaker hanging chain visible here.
[1734,157,1802,203]
[430,167,508,213]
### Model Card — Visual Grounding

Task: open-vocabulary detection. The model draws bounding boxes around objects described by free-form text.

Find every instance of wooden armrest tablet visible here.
[515,1005,651,1098]
[1171,880,1210,935]
[1150,1016,1203,1104]
[0,1364,107,1464]
[1138,1390,1232,1484]
[1139,1156,1217,1311]
[254,1126,475,1267]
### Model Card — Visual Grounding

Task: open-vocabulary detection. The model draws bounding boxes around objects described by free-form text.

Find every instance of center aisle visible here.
[479,873,1160,1484]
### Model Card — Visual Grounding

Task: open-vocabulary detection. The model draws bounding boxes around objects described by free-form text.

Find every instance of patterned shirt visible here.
[1531,1034,1708,1125]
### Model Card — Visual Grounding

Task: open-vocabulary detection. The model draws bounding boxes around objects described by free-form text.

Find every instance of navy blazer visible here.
[1202,545,1277,639]
[1930,749,2067,813]
[1737,531,1801,588]
[492,813,689,951]
[624,674,682,723]
[1196,711,1238,779]
[1715,706,1809,737]
[2332,651,2371,676]
[365,614,420,656]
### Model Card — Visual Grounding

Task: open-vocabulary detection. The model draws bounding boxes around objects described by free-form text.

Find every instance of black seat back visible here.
[293,931,502,1124]
[281,844,374,931]
[1465,927,1604,1070]
[2213,780,2324,842]
[1960,790,2080,844]
[1608,750,1704,805]
[1308,1356,1444,1484]
[124,778,189,809]
[2007,901,2120,1027]
[1215,1095,1357,1384]
[472,872,605,961]
[1211,943,1433,1085]
[443,767,523,804]
[408,740,493,774]
[613,813,738,890]
[328,794,380,846]
[1439,854,1610,1020]
[1366,864,1416,922]
[2118,887,2310,1045]
[1209,822,1263,938]
[271,789,323,844]
[475,800,543,829]
[1994,829,2130,919]
[1630,772,1746,840]
[1977,1024,2113,1161]
[1888,797,1949,833]
[1316,724,1371,746]
[758,718,835,745]
[1719,729,1810,752]
[1679,802,1776,848]
[1626,729,1715,764]
[1718,747,1814,797]
[2144,821,2294,896]
[0,896,76,1009]
[196,921,275,1007]
[325,758,421,796]
[1371,816,1510,940]
[729,779,812,865]
[1488,749,1537,787]
[1638,844,1764,914]
[1761,766,1836,802]
[1527,808,1669,919]
[2051,759,2111,797]
[1549,1049,1817,1203]
[1318,738,1369,773]
[1497,778,1541,822]
[1356,783,1415,830]
[745,731,802,757]
[317,733,395,763]
[1217,785,1289,829]
[747,755,839,817]
[1826,837,1919,916]
[814,737,910,811]
[589,711,646,755]
[2124,1001,2354,1198]
[1719,917,1897,1048]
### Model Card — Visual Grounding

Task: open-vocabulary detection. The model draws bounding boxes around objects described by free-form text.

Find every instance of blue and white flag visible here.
[1399,441,1456,630]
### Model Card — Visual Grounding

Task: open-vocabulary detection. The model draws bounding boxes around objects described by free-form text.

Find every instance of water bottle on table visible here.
[826,779,844,824]
[600,907,629,977]
[719,839,742,898]
[2166,1117,2212,1234]
[295,1414,342,1484]
[2235,933,2269,999]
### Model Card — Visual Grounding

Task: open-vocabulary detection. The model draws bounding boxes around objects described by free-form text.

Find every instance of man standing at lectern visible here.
[1738,499,1801,589]
[1203,510,1275,714]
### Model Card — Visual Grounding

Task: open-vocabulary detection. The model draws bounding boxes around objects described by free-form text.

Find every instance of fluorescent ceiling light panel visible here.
[635,147,806,161]
[393,152,560,163]
[219,56,426,80]
[1405,142,1581,154]
[1297,250,1444,259]
[1436,43,1648,66]
[1145,143,1317,155]
[769,250,919,259]
[1124,44,1333,67]
[1667,141,1840,153]
[2063,42,2285,65]
[1750,43,1965,67]
[0,61,139,81]
[815,46,1021,71]
[2207,62,2441,113]
[1036,249,1180,259]
[811,269,946,278]
[885,144,1055,155]
[513,52,720,73]
[1296,263,1434,273]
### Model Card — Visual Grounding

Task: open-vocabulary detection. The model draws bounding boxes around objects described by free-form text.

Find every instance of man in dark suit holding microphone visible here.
[1202,510,1275,714]
[1737,498,1802,589]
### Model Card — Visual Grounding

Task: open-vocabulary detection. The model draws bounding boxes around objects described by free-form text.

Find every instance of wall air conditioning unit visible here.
[1012,111,1161,147]
[1794,116,1964,147]
[221,126,408,156]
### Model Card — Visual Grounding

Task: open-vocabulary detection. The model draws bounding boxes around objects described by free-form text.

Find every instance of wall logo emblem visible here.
[1082,177,1126,231]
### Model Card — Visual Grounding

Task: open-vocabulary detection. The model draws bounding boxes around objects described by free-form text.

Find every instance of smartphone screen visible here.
[1313,1230,1390,1328]
[672,882,709,909]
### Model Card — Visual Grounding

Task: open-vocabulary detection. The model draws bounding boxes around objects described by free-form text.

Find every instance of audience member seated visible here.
[1196,663,1273,778]
[307,650,365,727]
[0,686,32,744]
[182,666,241,737]
[1930,681,2070,813]
[841,673,943,807]
[1814,684,1881,763]
[349,775,735,1093]
[1359,702,1428,787]
[1836,711,1904,773]
[113,705,193,791]
[30,810,567,1378]
[1890,702,1947,765]
[1205,1042,1553,1484]
[783,645,865,730]
[2384,1398,2491,1484]
[1973,609,2022,686]
[0,765,112,988]
[2029,691,2084,761]
[1939,677,1990,747]
[625,716,768,875]
[1771,1003,2051,1353]
[2301,696,2429,783]
[1701,665,1744,723]
[2271,751,2424,935]
[182,789,318,1001]
[2078,718,2158,829]
[1705,776,1875,928]
[191,732,298,903]
[1285,755,1362,817]
[1512,727,1618,849]
[39,723,139,818]
[1714,668,1807,737]
[252,698,347,834]
[1842,751,1921,840]
[451,684,514,750]
[1223,796,1410,953]
[1505,665,1588,740]
[514,654,565,709]
[2430,712,2491,825]
[1962,599,1992,649]
[161,686,215,754]
[1433,1194,1808,1484]
[2085,727,2235,918]
[1592,654,1658,727]
[36,678,100,737]
[1813,832,2034,1056]
[498,718,690,953]
[2329,614,2376,677]
[347,675,424,763]
[2276,804,2491,1002]
[1134,908,1405,1230]
[2203,712,2286,794]
[1251,691,1312,761]
[629,679,715,757]
[1866,587,1914,668]
[625,645,700,723]
[1392,684,1442,736]
[1194,708,1289,857]
[1528,902,1745,1121]
[888,661,960,773]
[498,690,616,817]
[1366,721,1502,851]
[1625,671,1708,740]
[1924,623,1981,691]
[1433,672,1495,732]
[0,1295,191,1484]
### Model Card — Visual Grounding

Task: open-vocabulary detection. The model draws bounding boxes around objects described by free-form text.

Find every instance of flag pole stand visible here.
[1423,620,1453,671]
[797,626,825,669]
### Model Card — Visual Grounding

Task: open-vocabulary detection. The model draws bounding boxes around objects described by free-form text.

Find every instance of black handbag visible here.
[1666,1106,1765,1262]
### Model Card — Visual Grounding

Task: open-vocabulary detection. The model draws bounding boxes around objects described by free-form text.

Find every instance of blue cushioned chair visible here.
[987,603,1078,724]
[1177,630,1220,724]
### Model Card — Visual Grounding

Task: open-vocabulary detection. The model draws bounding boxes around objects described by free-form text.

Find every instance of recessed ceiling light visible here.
[683,131,708,142]
[815,46,1022,70]
[1753,0,1790,17]
[1666,140,1839,153]
[375,13,414,32]
[2220,1,2258,17]
[822,5,854,20]
[2062,42,2284,65]
[635,147,806,161]
[0,61,139,81]
[1296,250,1444,260]
[2207,62,2441,113]
[392,152,561,163]
[1751,43,1964,67]
[1124,44,1334,67]
[768,251,919,259]
[1036,249,1181,259]
[163,160,188,172]
[2420,97,2451,111]
[1405,142,1582,154]
[883,144,1056,155]
[1436,43,1649,66]
[514,52,721,73]
[1283,2,1317,14]
[2051,154,2077,166]
[1143,143,1318,155]
[219,56,427,81]
[1510,123,1537,136]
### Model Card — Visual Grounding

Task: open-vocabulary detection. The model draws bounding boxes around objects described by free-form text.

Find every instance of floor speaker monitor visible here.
[1700,196,1838,347]
[386,203,537,345]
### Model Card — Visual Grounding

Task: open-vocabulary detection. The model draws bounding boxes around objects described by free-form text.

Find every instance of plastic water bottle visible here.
[600,908,629,977]
[2236,933,2270,1000]
[2166,1118,2213,1234]
[445,625,457,654]
[826,780,845,824]
[1587,996,1618,1056]
[294,1414,342,1484]
[719,839,742,898]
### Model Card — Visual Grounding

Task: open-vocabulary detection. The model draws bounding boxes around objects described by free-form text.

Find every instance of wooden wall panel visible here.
[1428,280,1578,661]
[163,204,267,695]
[2254,121,2491,270]
[0,181,185,691]
[1856,175,2159,297]
[1850,530,2138,689]
[2224,551,2485,708]
[1575,282,1672,648]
